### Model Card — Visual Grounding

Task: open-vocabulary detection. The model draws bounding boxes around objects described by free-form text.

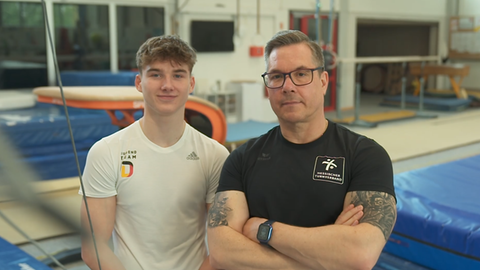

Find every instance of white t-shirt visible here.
[80,121,229,270]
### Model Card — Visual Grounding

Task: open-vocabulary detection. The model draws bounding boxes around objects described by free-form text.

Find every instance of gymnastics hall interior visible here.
[1,80,479,270]
[2,0,480,269]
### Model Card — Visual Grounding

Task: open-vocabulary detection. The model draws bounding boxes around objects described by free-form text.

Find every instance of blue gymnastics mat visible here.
[0,103,117,148]
[0,237,53,270]
[380,95,472,111]
[60,71,137,86]
[374,252,431,270]
[384,154,480,270]
[0,103,119,180]
[226,120,278,142]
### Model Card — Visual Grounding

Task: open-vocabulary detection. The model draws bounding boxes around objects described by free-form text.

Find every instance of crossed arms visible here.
[207,190,396,270]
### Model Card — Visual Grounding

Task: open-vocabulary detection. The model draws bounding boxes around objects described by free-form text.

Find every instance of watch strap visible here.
[264,220,275,226]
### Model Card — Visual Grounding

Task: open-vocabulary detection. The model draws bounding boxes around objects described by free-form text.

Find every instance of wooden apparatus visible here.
[409,64,470,99]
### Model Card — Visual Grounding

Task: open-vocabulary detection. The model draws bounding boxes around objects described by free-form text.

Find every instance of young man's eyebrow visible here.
[146,68,161,73]
[172,69,188,73]
[146,68,187,73]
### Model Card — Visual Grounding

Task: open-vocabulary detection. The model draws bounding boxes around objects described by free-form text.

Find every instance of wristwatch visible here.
[257,220,275,245]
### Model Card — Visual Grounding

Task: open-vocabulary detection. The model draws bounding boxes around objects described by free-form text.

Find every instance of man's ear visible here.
[321,71,329,96]
[189,76,195,94]
[135,74,142,93]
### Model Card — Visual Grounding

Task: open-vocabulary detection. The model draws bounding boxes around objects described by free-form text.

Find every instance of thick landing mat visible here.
[374,252,431,270]
[381,95,472,111]
[0,103,117,148]
[384,154,480,270]
[0,103,118,179]
[0,237,53,270]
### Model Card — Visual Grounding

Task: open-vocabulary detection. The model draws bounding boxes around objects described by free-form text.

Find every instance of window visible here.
[116,6,165,70]
[0,1,47,89]
[53,3,110,71]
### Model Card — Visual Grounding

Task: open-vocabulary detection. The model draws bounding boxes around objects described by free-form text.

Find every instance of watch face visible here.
[257,224,272,241]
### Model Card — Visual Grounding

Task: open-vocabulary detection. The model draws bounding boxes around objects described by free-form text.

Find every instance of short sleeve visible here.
[348,138,396,199]
[216,145,245,193]
[205,143,230,203]
[79,139,118,198]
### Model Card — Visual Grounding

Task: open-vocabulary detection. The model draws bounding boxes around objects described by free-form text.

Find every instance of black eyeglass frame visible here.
[261,66,325,89]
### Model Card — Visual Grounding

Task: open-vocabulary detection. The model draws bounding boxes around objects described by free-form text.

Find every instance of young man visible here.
[207,30,396,270]
[80,35,229,270]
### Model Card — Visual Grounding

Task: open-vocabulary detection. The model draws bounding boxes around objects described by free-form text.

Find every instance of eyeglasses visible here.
[261,67,324,89]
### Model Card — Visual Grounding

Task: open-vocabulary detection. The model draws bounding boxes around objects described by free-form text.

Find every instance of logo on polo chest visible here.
[313,156,345,184]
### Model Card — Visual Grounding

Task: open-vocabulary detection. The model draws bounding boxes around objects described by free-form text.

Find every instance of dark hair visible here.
[136,35,197,74]
[264,30,324,68]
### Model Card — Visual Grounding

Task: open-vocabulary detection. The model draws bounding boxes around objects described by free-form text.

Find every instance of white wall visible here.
[177,0,332,94]
[454,0,480,91]
[175,0,449,110]
[459,0,480,15]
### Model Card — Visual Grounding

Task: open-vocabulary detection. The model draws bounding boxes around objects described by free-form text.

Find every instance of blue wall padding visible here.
[384,154,480,270]
[60,71,137,86]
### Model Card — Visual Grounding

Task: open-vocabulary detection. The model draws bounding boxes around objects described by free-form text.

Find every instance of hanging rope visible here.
[40,0,103,269]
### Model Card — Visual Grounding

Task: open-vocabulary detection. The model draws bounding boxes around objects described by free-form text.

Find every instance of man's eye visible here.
[296,71,308,77]
[270,74,283,80]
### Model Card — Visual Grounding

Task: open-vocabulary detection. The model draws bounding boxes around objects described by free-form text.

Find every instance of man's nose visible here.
[161,76,174,90]
[282,74,296,91]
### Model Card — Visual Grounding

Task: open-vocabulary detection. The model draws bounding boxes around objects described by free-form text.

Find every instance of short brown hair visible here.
[136,35,197,74]
[264,30,324,69]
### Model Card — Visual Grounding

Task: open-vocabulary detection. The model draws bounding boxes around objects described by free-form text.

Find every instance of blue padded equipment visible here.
[0,103,116,148]
[381,94,472,111]
[0,103,117,180]
[226,120,278,143]
[60,71,137,86]
[384,154,480,270]
[0,237,53,270]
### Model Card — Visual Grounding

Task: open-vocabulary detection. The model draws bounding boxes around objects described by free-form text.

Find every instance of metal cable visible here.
[0,210,67,270]
[40,1,103,269]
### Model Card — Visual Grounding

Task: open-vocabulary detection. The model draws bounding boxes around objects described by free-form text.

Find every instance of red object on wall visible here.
[249,46,264,57]
[291,14,338,112]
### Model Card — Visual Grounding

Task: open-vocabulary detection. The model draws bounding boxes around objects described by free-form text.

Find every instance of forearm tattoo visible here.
[351,191,396,241]
[207,193,231,228]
